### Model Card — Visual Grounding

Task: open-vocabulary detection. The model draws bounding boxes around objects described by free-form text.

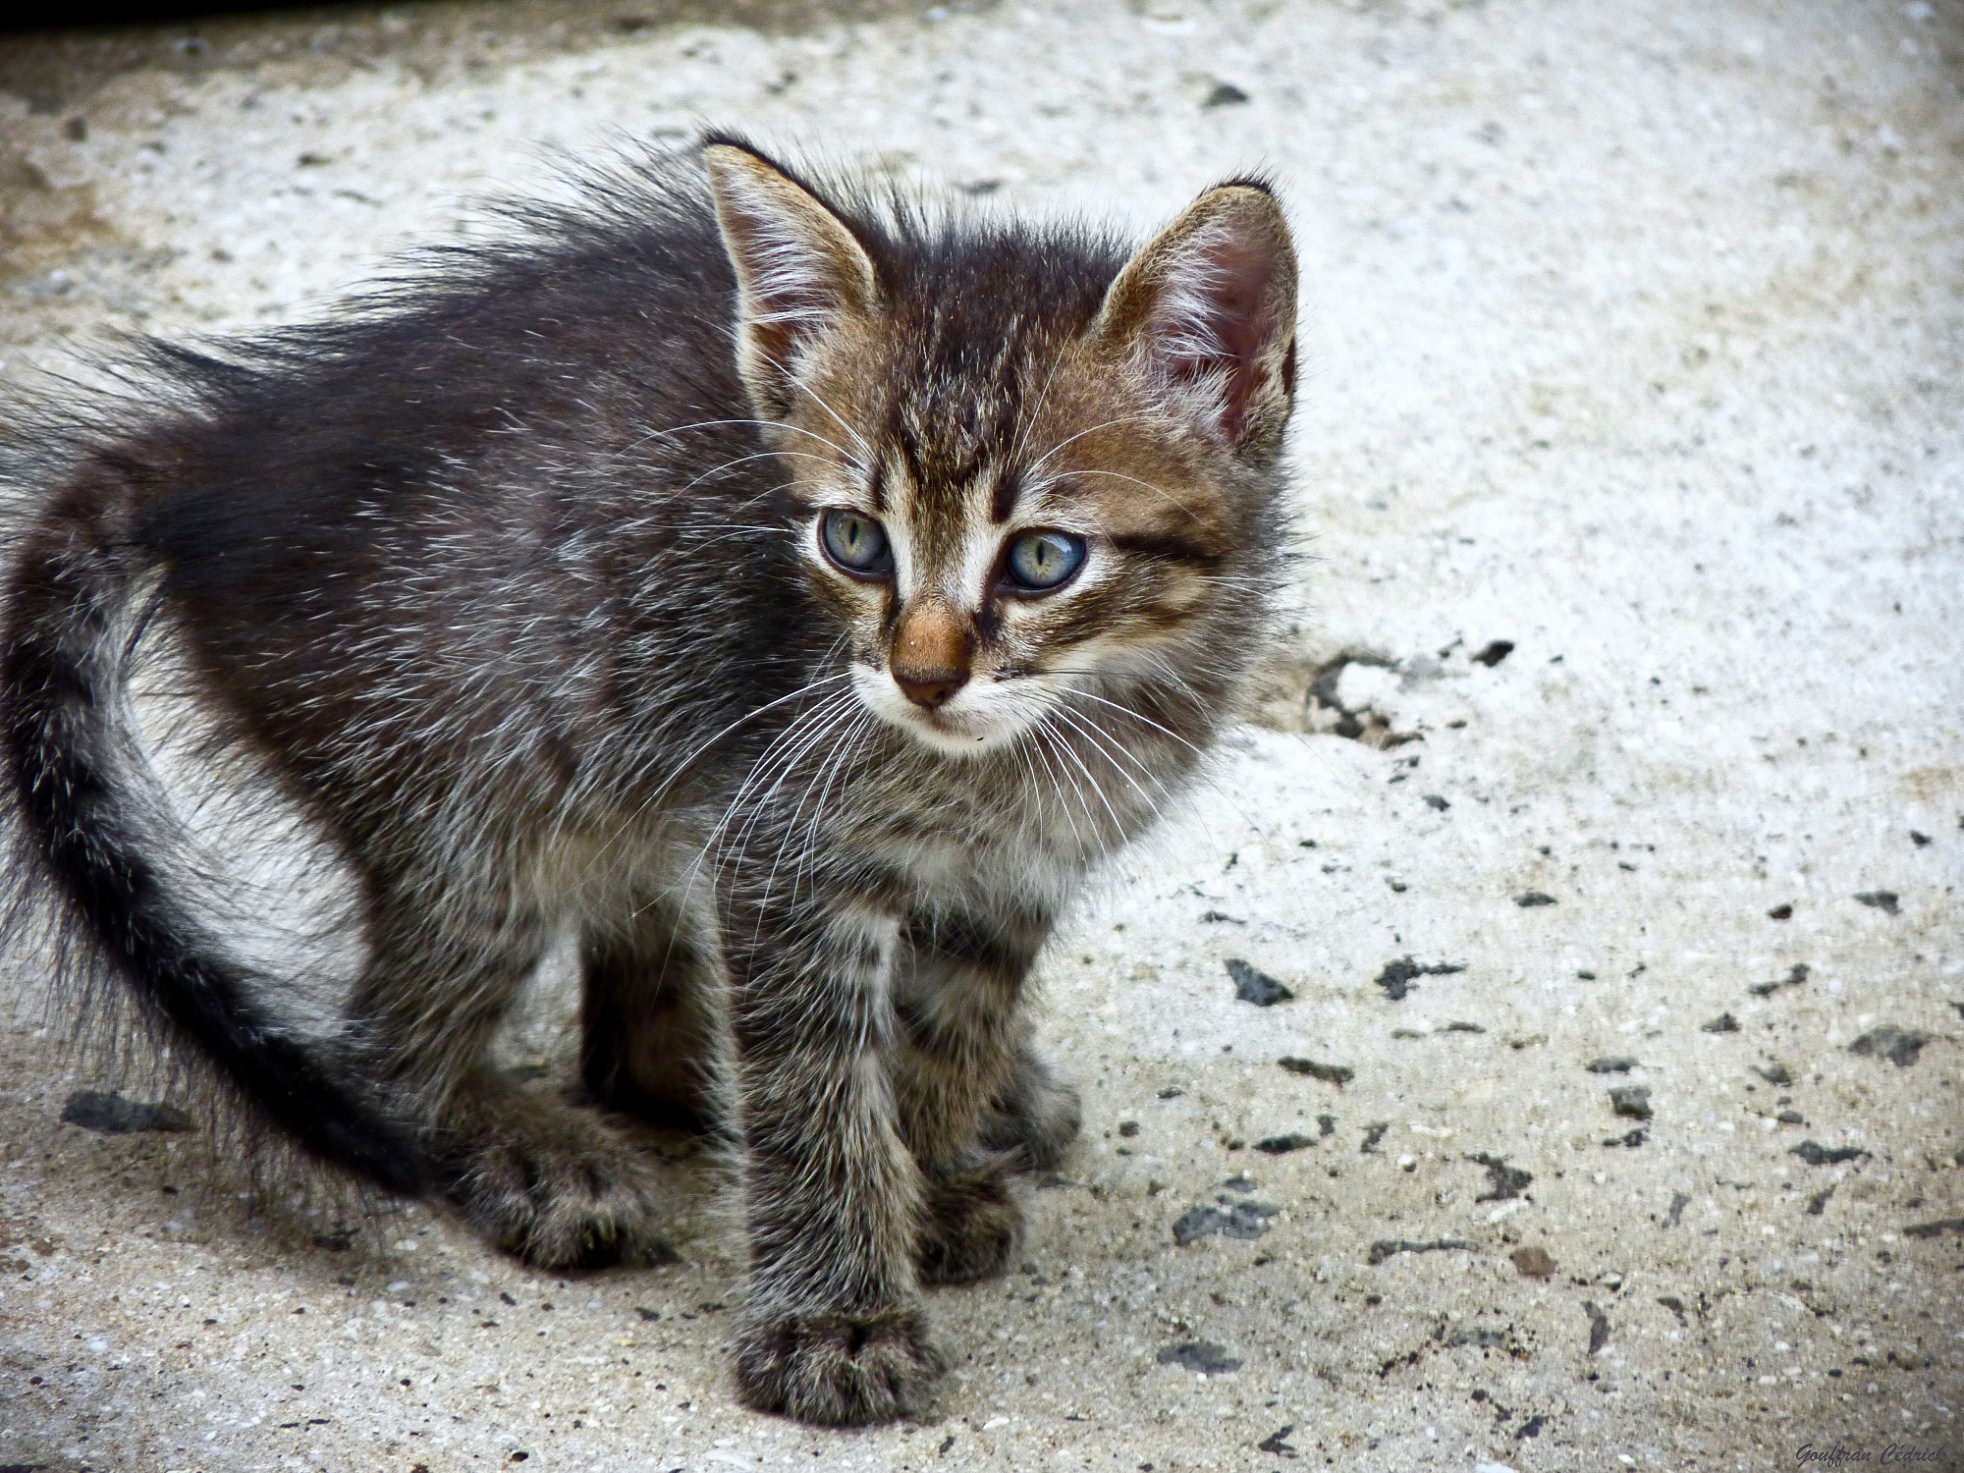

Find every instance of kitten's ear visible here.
[1093,182,1298,456]
[704,142,878,420]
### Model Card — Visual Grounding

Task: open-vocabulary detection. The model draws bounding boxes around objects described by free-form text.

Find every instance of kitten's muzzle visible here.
[890,599,973,711]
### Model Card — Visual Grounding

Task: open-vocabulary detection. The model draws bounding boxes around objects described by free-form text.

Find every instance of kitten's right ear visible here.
[704,142,878,421]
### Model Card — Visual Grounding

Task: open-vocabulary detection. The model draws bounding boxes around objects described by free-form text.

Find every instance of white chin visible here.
[889,708,1003,758]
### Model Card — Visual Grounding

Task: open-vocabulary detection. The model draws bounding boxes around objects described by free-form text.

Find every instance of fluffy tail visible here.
[1,467,432,1196]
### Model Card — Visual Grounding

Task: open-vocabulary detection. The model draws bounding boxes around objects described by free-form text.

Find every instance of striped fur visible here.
[0,135,1296,1424]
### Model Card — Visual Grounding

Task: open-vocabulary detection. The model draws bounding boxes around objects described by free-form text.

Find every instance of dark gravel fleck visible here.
[1471,639,1515,667]
[1441,1020,1485,1033]
[1791,1141,1867,1166]
[1373,955,1466,1001]
[1848,1026,1931,1067]
[1657,1295,1687,1323]
[1200,910,1244,924]
[1317,1113,1337,1138]
[1118,1120,1140,1138]
[1279,1057,1352,1086]
[60,1090,194,1135]
[1910,830,1931,846]
[1423,794,1451,811]
[1663,1191,1690,1228]
[1853,890,1900,915]
[1157,1340,1241,1372]
[1806,1186,1836,1216]
[1220,1173,1257,1193]
[1228,958,1293,1007]
[1584,1301,1611,1355]
[1359,1121,1390,1154]
[1602,1128,1647,1148]
[1158,1086,1186,1099]
[1903,1217,1964,1239]
[1608,1085,1652,1120]
[1510,1245,1557,1278]
[1768,903,1794,920]
[1514,891,1557,907]
[1701,1013,1739,1033]
[1368,1237,1473,1266]
[1586,1056,1637,1074]
[1753,1061,1793,1085]
[1468,1152,1532,1202]
[1516,1414,1547,1440]
[1777,1109,1804,1125]
[1254,1133,1314,1155]
[1256,1426,1297,1455]
[1173,1199,1279,1245]
[1202,81,1250,108]
[1749,963,1810,997]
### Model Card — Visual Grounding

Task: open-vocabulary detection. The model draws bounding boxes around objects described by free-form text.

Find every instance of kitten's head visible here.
[704,140,1297,759]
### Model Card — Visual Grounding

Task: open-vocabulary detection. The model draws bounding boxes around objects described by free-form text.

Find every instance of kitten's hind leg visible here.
[347,889,673,1268]
[578,892,728,1138]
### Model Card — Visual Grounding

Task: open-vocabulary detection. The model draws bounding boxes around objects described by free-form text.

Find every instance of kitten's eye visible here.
[1003,530,1086,593]
[819,509,892,577]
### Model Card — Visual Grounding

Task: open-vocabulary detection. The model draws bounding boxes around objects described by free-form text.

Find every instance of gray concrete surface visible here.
[2,1,1961,1469]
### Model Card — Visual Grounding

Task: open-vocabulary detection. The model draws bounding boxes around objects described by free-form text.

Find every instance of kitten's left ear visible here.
[704,142,879,420]
[1093,181,1298,457]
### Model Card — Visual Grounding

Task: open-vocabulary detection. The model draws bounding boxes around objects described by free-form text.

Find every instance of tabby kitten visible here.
[0,135,1296,1424]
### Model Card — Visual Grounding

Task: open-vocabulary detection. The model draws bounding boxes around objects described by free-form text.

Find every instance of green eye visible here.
[819,509,891,576]
[1004,530,1086,592]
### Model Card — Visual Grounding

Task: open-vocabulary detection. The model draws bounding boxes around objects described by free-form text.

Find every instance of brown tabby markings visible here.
[0,135,1296,1427]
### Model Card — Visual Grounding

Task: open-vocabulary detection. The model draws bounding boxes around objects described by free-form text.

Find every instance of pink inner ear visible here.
[1155,231,1288,445]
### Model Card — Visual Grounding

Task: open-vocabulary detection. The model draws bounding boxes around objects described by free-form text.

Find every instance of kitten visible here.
[0,135,1296,1424]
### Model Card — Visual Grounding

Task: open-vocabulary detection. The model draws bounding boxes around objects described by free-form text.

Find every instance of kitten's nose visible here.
[890,599,972,710]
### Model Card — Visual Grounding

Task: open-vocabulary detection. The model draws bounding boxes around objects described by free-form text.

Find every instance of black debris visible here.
[1317,1113,1337,1138]
[1853,890,1900,915]
[1468,1152,1532,1202]
[1360,1121,1390,1154]
[1441,1020,1485,1033]
[1753,1061,1793,1085]
[1514,891,1557,908]
[1368,1237,1473,1266]
[1806,1186,1836,1216]
[1228,959,1294,1007]
[1202,81,1251,108]
[1279,1057,1352,1086]
[939,1433,957,1455]
[1471,639,1515,667]
[1510,1245,1557,1278]
[1221,1173,1257,1193]
[1158,1087,1186,1099]
[1374,956,1466,1001]
[1768,903,1794,920]
[1848,1027,1931,1068]
[1256,1425,1297,1456]
[1200,910,1245,924]
[1157,1340,1242,1373]
[1662,1191,1690,1228]
[1790,1141,1867,1166]
[1254,1133,1314,1156]
[1657,1296,1687,1324]
[1602,1129,1647,1148]
[1586,1057,1637,1074]
[1749,963,1810,997]
[1777,1108,1804,1125]
[60,1090,194,1135]
[1903,1217,1964,1239]
[1583,1301,1611,1355]
[635,1307,660,1322]
[1516,1414,1547,1440]
[1910,830,1931,846]
[1118,1120,1140,1138]
[1701,1013,1739,1034]
[1173,1200,1279,1245]
[1608,1086,1652,1120]
[1423,794,1451,811]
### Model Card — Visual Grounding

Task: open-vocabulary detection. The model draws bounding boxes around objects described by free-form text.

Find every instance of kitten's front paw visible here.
[734,1305,944,1425]
[981,1051,1082,1173]
[918,1172,1023,1284]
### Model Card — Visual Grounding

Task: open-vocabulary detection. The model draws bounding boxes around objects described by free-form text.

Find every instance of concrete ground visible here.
[2,1,1961,1469]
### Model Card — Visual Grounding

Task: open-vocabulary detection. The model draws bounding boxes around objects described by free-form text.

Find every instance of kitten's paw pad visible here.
[448,1122,674,1269]
[918,1173,1023,1285]
[735,1306,944,1425]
